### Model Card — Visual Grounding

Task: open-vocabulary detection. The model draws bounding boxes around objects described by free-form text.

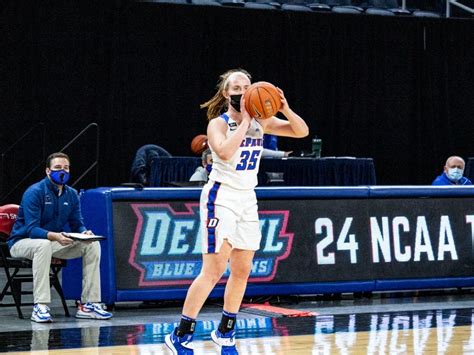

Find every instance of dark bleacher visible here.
[140,0,447,17]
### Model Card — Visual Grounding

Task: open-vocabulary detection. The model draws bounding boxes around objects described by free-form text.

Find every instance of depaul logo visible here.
[129,203,294,286]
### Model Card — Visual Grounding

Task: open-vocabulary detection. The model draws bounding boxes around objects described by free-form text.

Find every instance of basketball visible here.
[244,81,281,119]
[190,134,208,155]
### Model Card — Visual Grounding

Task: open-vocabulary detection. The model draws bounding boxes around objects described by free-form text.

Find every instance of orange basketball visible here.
[244,81,281,119]
[190,134,208,155]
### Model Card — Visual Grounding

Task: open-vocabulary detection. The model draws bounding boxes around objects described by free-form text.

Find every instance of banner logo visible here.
[129,203,294,286]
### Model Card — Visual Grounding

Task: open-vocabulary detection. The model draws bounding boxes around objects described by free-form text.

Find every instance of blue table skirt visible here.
[149,156,376,187]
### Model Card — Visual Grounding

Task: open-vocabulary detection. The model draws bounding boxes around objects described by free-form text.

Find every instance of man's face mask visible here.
[229,94,242,112]
[447,167,463,181]
[49,169,70,185]
[206,164,213,174]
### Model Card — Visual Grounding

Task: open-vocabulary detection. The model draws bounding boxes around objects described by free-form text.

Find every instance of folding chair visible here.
[0,204,70,319]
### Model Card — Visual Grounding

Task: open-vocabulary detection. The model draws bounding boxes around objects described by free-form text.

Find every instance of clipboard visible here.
[62,232,106,242]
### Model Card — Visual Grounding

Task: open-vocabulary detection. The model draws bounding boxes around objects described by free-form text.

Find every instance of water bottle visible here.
[311,136,322,158]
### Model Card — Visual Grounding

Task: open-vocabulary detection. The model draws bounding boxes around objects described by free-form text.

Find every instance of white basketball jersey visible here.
[208,113,264,190]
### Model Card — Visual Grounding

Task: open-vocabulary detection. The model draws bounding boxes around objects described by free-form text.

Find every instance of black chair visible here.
[323,0,364,13]
[364,0,410,14]
[281,0,313,11]
[412,9,441,16]
[365,7,396,14]
[331,5,363,12]
[130,144,172,186]
[191,0,222,5]
[0,204,70,319]
[306,1,332,11]
[384,0,411,14]
[218,0,246,6]
[244,0,280,9]
[140,0,189,3]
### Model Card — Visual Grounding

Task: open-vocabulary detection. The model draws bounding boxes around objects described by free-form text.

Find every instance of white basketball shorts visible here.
[200,180,262,253]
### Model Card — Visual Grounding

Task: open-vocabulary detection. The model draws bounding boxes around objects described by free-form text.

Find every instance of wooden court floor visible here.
[2,293,474,354]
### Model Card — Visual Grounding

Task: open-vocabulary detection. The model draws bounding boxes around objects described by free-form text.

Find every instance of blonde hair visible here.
[200,69,252,120]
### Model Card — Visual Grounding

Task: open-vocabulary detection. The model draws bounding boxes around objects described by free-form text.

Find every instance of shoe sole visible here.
[211,330,220,347]
[75,313,112,320]
[211,330,238,354]
[31,317,53,323]
[165,334,178,355]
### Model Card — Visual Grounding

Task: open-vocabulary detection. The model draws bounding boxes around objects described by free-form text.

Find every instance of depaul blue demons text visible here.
[129,203,293,286]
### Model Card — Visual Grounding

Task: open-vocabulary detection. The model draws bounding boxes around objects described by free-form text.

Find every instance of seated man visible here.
[189,148,213,183]
[7,152,113,322]
[130,144,172,186]
[262,133,292,158]
[432,156,472,186]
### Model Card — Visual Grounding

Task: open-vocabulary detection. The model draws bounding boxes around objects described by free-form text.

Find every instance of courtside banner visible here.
[112,198,474,289]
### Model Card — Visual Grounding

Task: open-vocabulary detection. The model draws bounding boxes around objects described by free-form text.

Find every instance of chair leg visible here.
[0,264,17,301]
[11,279,24,319]
[0,276,12,301]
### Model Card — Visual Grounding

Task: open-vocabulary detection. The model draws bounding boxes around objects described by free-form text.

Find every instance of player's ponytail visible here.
[200,69,251,120]
[200,92,227,120]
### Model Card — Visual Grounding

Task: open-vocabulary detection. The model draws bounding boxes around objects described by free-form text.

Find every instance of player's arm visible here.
[259,88,309,138]
[207,105,251,161]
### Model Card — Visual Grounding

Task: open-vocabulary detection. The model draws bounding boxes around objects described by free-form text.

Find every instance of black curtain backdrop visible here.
[1,1,473,202]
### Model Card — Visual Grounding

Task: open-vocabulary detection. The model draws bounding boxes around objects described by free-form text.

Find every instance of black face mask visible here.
[229,94,242,112]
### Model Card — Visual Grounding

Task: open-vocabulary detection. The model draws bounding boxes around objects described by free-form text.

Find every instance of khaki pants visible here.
[10,239,101,304]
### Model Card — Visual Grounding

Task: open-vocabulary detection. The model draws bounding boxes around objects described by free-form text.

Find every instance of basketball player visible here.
[165,69,309,354]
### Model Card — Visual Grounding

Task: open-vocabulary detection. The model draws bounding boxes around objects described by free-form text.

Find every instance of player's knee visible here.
[201,264,227,283]
[230,264,252,280]
[204,272,222,284]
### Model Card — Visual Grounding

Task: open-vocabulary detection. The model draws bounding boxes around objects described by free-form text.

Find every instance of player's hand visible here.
[277,87,290,114]
[240,95,252,128]
[284,151,293,157]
